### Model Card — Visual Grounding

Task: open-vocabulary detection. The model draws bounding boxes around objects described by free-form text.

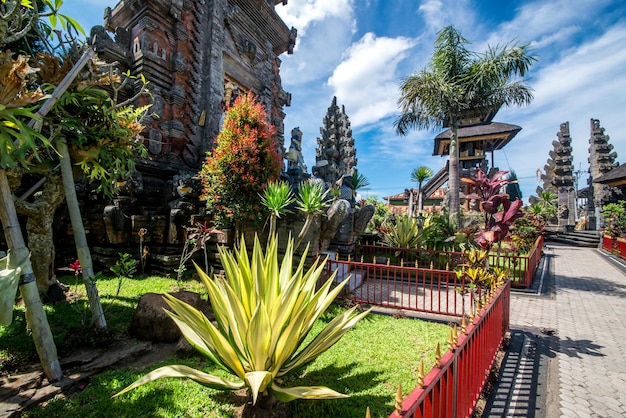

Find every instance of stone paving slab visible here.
[491,243,626,417]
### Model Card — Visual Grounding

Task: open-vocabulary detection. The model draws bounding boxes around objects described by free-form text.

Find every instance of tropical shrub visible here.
[114,235,370,409]
[510,210,545,253]
[422,211,476,251]
[363,196,390,234]
[528,188,558,223]
[602,201,626,238]
[199,92,283,230]
[455,248,509,315]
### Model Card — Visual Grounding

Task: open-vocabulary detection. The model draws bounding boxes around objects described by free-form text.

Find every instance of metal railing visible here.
[389,280,511,418]
[324,259,472,317]
[356,235,543,288]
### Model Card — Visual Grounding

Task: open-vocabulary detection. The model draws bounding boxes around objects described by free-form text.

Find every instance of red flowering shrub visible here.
[199,92,283,228]
[462,168,523,250]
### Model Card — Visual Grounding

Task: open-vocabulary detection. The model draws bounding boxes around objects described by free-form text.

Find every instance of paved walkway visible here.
[485,244,626,417]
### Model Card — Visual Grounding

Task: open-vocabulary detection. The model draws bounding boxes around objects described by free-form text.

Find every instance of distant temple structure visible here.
[67,0,297,268]
[313,97,357,187]
[534,118,620,231]
[423,107,521,207]
[587,118,619,229]
[539,122,576,229]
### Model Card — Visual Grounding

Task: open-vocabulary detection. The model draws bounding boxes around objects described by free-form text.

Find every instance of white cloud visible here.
[482,0,614,48]
[276,0,355,40]
[496,24,626,199]
[327,33,417,126]
[417,0,476,35]
[277,0,357,84]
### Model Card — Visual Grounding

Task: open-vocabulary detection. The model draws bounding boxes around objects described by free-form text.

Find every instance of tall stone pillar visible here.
[587,118,618,230]
[552,122,576,230]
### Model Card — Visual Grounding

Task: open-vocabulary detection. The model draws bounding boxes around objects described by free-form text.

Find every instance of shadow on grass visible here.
[23,359,388,418]
[287,362,391,418]
[1,291,140,372]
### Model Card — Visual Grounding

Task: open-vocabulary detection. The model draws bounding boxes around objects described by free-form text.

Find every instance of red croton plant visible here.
[462,168,523,250]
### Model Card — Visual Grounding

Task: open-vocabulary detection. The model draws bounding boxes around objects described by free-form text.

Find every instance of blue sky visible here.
[62,0,626,203]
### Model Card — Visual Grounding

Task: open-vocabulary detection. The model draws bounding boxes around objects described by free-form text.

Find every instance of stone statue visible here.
[223,80,237,108]
[286,127,306,172]
[338,175,355,207]
[283,127,310,191]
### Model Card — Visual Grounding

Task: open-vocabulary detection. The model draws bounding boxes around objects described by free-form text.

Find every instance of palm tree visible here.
[395,25,535,225]
[351,169,371,197]
[411,166,433,216]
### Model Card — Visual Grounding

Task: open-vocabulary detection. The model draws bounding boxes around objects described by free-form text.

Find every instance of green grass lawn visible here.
[2,274,450,418]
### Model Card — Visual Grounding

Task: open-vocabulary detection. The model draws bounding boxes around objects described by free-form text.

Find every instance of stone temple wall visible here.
[54,0,295,271]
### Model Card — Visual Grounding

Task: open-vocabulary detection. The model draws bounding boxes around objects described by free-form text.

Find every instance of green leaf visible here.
[113,365,244,398]
[245,371,272,405]
[59,14,85,35]
[270,382,350,402]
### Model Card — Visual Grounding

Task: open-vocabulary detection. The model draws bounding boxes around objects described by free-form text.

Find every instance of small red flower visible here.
[70,259,81,275]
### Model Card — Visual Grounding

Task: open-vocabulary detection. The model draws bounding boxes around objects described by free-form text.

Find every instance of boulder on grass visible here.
[129,291,210,343]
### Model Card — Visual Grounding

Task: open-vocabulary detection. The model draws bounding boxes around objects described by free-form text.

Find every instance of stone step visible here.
[546,236,599,247]
[545,230,600,247]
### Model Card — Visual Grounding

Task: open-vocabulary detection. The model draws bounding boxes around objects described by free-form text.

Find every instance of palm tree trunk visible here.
[449,121,461,226]
[0,170,62,381]
[418,182,424,215]
[57,138,107,328]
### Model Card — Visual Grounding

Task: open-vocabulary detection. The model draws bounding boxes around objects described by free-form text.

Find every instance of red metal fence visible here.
[324,259,472,317]
[356,235,543,288]
[389,280,511,418]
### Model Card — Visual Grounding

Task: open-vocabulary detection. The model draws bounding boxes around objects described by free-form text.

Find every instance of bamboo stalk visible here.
[57,139,107,328]
[0,172,62,381]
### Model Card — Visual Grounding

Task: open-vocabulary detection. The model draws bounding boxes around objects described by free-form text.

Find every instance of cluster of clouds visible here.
[64,0,625,202]
[277,0,626,201]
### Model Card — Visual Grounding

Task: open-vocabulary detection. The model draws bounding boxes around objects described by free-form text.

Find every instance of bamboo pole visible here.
[0,172,62,381]
[57,138,107,328]
[0,46,96,381]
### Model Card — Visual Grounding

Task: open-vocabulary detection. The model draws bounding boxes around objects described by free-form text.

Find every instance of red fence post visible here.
[388,280,511,418]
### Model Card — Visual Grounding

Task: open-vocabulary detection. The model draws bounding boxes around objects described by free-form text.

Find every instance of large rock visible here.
[129,291,210,343]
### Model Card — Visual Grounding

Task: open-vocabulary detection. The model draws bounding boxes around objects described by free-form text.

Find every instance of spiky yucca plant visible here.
[115,235,370,406]
[260,180,294,237]
[294,180,328,250]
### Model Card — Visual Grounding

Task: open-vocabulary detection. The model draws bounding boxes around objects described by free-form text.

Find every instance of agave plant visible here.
[115,235,370,406]
[380,215,421,249]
